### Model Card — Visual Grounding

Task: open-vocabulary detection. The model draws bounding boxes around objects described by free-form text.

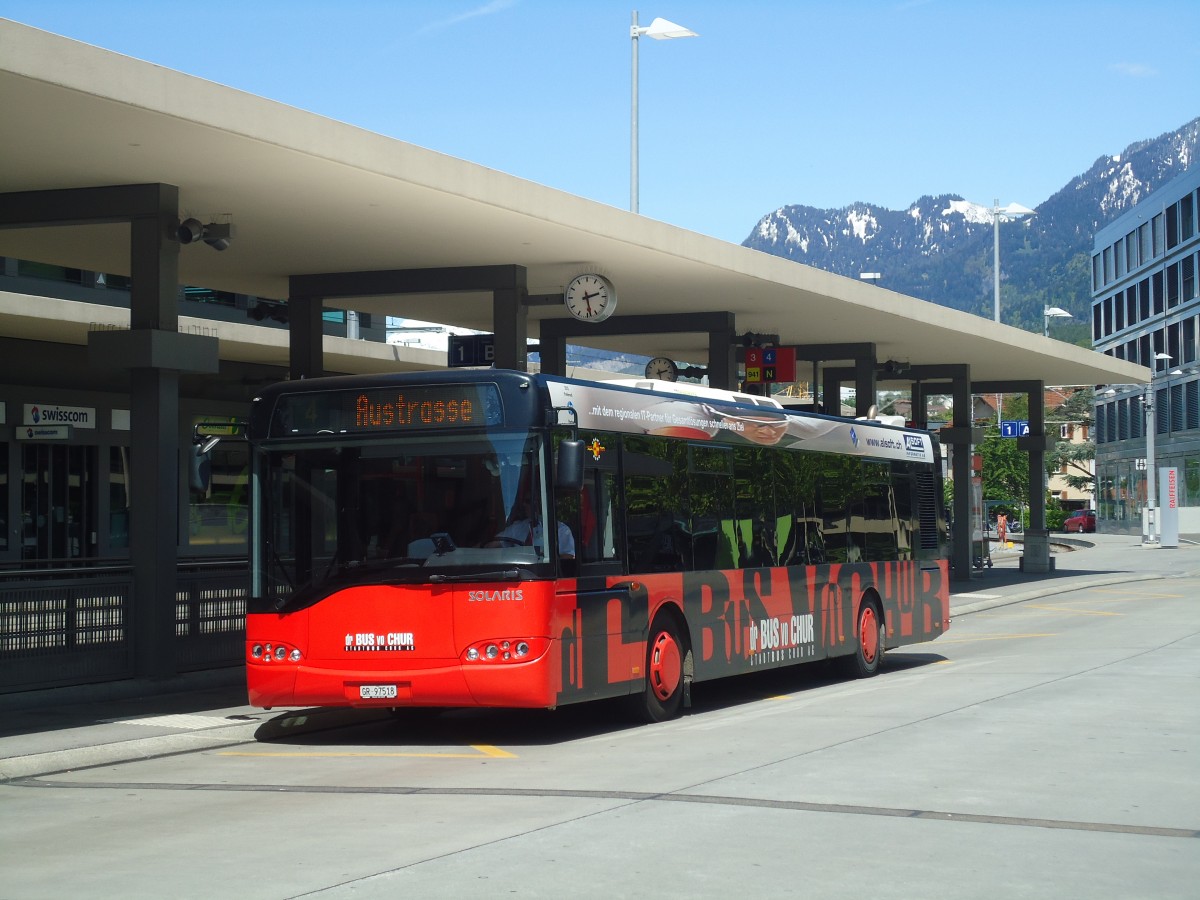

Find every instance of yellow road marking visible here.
[219,744,517,759]
[1090,589,1185,599]
[1027,604,1120,617]
[933,633,1054,644]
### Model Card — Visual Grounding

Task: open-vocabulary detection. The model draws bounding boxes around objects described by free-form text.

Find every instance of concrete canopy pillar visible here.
[974,379,1054,573]
[909,365,978,583]
[15,184,223,678]
[3,184,219,678]
[492,278,528,372]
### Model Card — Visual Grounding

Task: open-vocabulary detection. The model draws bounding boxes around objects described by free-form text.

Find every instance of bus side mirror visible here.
[556,440,584,492]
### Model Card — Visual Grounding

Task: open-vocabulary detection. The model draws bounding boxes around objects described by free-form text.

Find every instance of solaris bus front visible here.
[244,371,588,714]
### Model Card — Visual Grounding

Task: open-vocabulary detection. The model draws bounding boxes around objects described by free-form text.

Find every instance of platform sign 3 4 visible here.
[744,347,796,384]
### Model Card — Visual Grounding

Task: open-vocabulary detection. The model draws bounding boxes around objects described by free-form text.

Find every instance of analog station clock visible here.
[564,273,617,323]
[645,357,678,381]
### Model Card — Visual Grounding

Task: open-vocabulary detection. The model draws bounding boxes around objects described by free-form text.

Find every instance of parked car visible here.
[1063,509,1096,533]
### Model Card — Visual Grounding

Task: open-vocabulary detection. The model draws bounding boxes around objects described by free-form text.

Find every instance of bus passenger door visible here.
[558,450,623,576]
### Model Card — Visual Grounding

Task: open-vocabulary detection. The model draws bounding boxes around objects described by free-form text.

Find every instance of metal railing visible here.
[0,560,248,693]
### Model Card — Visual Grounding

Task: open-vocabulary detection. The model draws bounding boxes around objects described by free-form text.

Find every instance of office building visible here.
[1091,167,1200,535]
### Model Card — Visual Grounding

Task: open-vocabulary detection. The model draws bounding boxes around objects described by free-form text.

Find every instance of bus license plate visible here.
[359,684,398,700]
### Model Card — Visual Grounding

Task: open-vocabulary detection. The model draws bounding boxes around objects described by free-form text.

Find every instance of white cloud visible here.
[1111,62,1158,78]
[418,0,518,35]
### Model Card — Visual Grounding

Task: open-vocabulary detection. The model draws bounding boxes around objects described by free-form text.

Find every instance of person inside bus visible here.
[488,497,575,559]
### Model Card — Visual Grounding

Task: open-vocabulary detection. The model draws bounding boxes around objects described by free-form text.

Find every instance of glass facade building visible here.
[1091,168,1200,535]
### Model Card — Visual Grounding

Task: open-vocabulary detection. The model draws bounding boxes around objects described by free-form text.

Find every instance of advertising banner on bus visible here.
[547,380,934,464]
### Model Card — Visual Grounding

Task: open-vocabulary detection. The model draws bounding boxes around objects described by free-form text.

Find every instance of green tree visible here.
[977,425,1028,504]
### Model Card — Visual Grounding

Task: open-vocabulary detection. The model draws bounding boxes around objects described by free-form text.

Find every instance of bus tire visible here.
[635,614,687,722]
[843,597,884,679]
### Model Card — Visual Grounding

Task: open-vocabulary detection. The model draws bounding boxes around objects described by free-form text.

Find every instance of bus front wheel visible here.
[635,616,687,722]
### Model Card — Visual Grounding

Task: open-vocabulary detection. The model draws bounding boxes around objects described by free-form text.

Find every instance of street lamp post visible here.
[988,199,1037,323]
[1043,305,1071,337]
[630,11,696,213]
[1143,351,1172,546]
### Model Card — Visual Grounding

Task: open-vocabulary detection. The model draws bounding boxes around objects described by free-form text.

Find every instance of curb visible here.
[0,705,393,782]
[950,572,1167,617]
[0,721,262,782]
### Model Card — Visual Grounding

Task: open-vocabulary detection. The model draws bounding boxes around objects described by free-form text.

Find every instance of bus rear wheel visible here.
[843,599,884,679]
[634,616,686,722]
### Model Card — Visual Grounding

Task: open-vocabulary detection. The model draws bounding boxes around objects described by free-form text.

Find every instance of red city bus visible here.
[244,370,949,721]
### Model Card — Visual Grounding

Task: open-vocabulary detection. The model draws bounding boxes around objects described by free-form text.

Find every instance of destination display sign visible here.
[268,383,503,437]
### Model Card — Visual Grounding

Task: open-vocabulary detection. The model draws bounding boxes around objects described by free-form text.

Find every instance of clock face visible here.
[645,357,678,381]
[564,274,616,323]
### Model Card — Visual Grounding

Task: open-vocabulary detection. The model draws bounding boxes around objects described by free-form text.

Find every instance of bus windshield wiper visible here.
[342,556,424,573]
[427,569,523,583]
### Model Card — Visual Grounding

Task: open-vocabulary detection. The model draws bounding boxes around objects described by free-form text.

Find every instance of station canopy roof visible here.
[0,19,1148,388]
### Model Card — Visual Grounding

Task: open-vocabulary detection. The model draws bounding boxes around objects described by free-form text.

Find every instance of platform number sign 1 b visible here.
[448,334,495,368]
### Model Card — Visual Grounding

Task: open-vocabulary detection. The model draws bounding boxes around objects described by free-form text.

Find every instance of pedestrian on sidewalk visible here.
[997,512,1008,547]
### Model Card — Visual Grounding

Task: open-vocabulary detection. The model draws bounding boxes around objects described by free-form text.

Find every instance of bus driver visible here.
[488,498,575,559]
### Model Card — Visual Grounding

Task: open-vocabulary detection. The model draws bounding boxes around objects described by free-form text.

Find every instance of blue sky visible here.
[4,1,1198,244]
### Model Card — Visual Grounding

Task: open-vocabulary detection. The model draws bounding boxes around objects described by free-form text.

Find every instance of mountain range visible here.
[741,116,1200,345]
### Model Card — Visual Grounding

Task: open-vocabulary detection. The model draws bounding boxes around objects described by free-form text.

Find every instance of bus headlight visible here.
[462,637,546,664]
[248,641,301,663]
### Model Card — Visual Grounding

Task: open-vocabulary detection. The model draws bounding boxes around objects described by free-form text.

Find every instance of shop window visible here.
[187,418,249,550]
[20,444,98,562]
[1186,459,1200,508]
[0,444,7,551]
[109,446,130,551]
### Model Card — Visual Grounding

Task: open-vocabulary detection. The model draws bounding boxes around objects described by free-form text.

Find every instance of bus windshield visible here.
[259,432,557,602]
